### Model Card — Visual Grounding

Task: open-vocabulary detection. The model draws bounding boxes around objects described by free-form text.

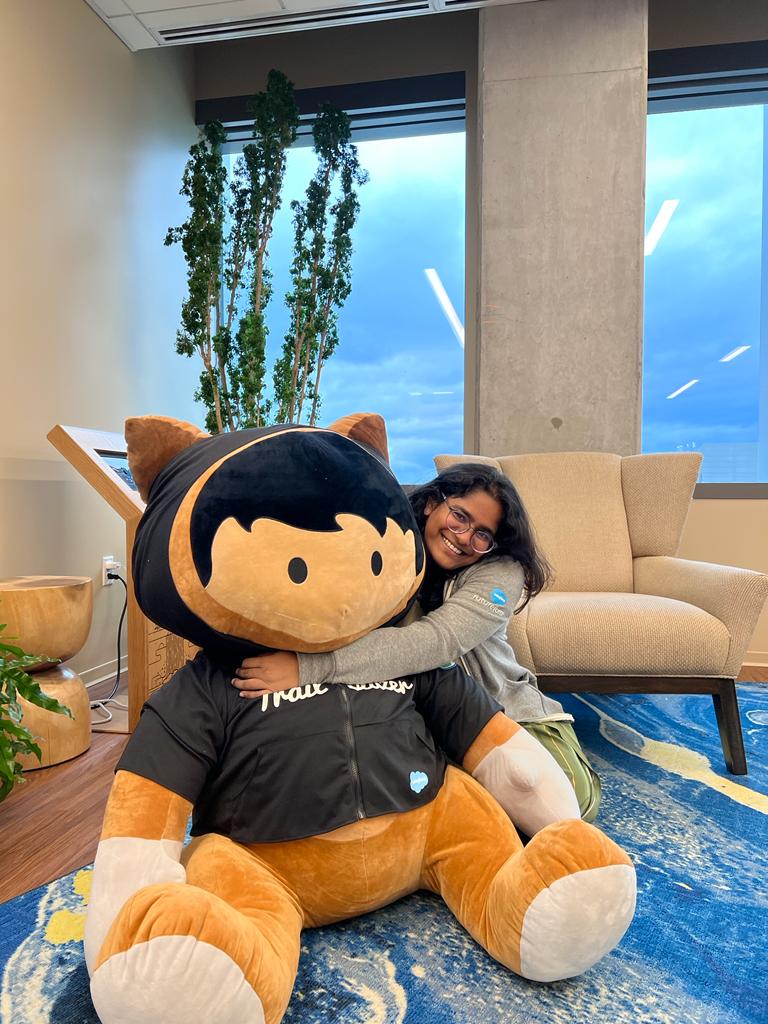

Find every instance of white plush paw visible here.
[519,863,637,981]
[90,935,265,1024]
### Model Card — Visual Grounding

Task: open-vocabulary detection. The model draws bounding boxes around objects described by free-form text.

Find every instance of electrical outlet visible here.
[101,556,121,587]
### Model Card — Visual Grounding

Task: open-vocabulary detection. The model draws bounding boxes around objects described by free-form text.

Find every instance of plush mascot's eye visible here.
[371,551,383,576]
[288,557,308,584]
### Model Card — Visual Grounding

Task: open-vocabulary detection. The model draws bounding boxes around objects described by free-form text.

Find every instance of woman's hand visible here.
[233,651,299,698]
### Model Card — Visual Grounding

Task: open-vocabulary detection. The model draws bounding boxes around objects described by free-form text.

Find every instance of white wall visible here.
[0,0,200,680]
[680,501,768,668]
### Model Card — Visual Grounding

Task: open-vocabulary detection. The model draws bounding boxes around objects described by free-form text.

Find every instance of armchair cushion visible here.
[620,453,702,557]
[525,592,730,677]
[496,453,634,593]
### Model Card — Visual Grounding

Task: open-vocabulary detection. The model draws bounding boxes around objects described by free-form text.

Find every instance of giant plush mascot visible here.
[84,414,636,1024]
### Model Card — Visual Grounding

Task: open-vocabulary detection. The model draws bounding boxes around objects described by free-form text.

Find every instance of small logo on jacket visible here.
[490,588,508,606]
[410,771,429,794]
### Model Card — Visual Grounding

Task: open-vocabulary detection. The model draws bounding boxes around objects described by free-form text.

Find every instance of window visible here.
[235,131,466,483]
[642,101,767,484]
[209,73,468,484]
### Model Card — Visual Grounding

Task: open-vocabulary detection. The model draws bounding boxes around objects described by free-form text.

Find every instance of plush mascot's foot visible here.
[494,818,636,982]
[90,883,274,1024]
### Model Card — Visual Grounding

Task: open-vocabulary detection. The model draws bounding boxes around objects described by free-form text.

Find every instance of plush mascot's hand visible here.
[463,713,581,836]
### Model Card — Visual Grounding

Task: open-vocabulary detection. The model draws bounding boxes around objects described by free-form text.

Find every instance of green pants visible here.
[522,721,602,823]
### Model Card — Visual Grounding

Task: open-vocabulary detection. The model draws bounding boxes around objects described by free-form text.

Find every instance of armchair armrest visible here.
[634,556,768,677]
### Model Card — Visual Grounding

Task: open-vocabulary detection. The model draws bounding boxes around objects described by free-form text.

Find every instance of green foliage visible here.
[167,71,367,431]
[165,121,228,431]
[275,105,368,425]
[167,70,300,431]
[0,623,70,803]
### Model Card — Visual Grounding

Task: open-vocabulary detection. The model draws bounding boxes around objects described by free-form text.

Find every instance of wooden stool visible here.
[0,576,93,769]
[16,666,92,769]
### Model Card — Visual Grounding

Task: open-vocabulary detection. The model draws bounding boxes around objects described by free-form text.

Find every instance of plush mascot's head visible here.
[126,413,424,665]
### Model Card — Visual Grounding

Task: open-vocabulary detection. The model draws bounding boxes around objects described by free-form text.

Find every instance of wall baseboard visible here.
[738,662,768,684]
[79,656,129,691]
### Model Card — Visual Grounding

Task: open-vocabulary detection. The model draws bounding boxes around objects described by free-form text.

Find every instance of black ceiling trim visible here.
[648,40,768,111]
[195,71,466,127]
[649,41,768,82]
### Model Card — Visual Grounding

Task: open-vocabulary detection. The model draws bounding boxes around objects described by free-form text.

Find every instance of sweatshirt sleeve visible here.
[297,558,524,687]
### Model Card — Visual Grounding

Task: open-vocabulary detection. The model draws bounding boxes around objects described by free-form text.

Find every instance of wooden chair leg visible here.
[712,681,747,776]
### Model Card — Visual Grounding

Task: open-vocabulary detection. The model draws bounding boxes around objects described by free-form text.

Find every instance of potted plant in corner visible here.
[0,623,71,802]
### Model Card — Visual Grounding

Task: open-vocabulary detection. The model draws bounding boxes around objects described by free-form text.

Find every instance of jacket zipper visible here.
[338,687,365,820]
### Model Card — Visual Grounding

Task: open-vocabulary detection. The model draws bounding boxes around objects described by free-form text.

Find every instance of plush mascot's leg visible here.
[90,834,302,1024]
[422,766,636,982]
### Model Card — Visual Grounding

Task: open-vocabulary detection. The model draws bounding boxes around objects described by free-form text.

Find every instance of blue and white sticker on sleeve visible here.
[490,588,508,606]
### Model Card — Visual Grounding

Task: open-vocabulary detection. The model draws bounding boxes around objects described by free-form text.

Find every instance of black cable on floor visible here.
[90,573,128,724]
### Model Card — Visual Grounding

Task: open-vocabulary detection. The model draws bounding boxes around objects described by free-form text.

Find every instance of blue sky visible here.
[643,103,765,481]
[231,131,465,484]
[225,103,766,484]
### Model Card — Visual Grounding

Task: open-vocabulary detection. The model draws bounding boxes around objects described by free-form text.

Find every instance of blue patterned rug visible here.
[2,685,767,1024]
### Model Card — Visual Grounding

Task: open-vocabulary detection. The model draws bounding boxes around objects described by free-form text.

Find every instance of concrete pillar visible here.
[472,0,647,456]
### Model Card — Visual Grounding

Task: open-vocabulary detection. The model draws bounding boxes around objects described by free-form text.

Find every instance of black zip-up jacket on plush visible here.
[116,651,503,844]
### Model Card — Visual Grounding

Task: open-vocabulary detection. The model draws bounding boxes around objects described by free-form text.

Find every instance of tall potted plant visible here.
[166,69,300,432]
[167,71,366,430]
[0,623,70,801]
[273,105,368,425]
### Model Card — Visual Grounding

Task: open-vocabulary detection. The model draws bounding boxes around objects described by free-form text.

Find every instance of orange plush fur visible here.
[84,414,636,1024]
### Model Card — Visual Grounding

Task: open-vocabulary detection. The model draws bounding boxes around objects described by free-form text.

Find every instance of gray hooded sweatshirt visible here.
[297,556,570,724]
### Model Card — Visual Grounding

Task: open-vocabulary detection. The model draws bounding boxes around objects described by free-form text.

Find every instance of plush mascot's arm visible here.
[462,712,580,836]
[415,666,580,837]
[84,771,192,975]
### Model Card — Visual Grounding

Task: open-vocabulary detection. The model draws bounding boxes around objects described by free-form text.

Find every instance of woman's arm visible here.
[236,558,524,693]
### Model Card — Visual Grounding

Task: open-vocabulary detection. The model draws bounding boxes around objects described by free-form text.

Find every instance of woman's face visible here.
[423,488,503,571]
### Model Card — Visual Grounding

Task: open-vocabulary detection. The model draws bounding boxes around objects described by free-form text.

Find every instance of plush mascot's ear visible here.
[126,416,209,502]
[327,413,389,465]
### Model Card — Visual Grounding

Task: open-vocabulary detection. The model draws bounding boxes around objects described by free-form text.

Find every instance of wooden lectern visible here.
[47,425,197,731]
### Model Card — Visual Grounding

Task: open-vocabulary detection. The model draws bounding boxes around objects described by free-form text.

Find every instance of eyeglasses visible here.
[439,493,497,554]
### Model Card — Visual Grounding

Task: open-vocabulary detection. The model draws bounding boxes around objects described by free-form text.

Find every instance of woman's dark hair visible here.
[409,463,551,614]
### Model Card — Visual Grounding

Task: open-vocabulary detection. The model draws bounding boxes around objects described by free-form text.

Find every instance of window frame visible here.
[195,72,466,145]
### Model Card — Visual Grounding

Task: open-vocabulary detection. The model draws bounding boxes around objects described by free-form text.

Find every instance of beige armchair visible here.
[435,451,768,775]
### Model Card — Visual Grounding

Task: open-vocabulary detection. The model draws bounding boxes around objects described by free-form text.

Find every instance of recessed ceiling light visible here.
[667,379,699,399]
[645,199,679,256]
[424,268,464,349]
[720,345,751,362]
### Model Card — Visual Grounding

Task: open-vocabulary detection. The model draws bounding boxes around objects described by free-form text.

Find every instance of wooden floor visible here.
[0,732,128,904]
